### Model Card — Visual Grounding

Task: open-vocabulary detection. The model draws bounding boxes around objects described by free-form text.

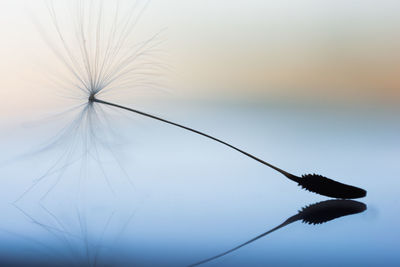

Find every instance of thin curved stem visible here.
[189,215,298,266]
[91,98,299,182]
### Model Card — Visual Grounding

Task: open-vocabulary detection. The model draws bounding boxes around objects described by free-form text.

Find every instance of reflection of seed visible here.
[13,201,137,266]
[189,200,367,266]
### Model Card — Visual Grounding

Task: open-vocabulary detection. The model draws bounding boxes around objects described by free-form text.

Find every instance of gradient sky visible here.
[1,0,400,118]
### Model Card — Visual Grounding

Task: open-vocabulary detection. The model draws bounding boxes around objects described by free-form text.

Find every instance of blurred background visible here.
[0,1,399,266]
[1,0,400,117]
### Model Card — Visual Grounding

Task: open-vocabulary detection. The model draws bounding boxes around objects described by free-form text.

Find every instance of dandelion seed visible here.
[26,0,366,201]
[17,0,162,201]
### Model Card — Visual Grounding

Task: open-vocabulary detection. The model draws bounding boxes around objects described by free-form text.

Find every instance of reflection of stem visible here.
[91,98,298,182]
[188,215,299,267]
[189,199,366,266]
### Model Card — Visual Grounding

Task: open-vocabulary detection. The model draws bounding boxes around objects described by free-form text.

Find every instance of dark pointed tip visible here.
[359,188,367,198]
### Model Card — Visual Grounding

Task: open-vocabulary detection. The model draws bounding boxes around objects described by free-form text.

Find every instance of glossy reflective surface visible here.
[0,100,398,266]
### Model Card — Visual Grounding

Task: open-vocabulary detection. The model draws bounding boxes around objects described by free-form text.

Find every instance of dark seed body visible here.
[299,174,367,199]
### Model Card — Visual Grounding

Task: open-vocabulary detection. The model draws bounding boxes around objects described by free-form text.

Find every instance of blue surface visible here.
[0,99,398,266]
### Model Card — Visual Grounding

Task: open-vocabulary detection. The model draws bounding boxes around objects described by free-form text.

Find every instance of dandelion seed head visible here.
[36,0,167,105]
[19,0,167,201]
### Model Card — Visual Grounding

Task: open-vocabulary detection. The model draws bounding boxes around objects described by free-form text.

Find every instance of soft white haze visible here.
[1,0,400,120]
